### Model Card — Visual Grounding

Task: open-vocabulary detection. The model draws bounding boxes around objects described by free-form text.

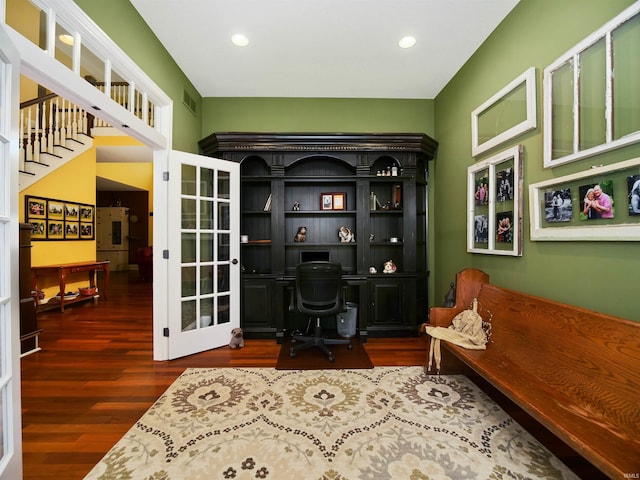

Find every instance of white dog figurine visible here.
[339,226,355,243]
[229,327,244,349]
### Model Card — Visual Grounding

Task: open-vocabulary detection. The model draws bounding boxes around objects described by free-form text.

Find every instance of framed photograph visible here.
[321,193,333,210]
[65,203,79,221]
[332,193,346,210]
[80,205,94,222]
[64,222,80,239]
[47,221,64,239]
[471,67,536,157]
[80,222,94,239]
[26,197,47,218]
[530,157,640,241]
[467,145,523,256]
[47,201,64,220]
[29,221,46,240]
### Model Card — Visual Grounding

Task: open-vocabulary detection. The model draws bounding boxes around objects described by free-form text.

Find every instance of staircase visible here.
[19,95,94,192]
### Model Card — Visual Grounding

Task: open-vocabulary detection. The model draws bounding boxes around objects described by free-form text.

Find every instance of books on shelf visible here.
[263,193,272,212]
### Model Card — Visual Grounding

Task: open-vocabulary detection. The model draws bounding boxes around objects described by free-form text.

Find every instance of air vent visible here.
[183,88,197,116]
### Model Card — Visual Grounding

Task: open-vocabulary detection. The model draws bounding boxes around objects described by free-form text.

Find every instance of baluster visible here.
[47,99,54,153]
[19,110,25,171]
[65,99,72,143]
[82,108,88,134]
[54,98,61,145]
[60,99,67,148]
[26,107,33,162]
[71,103,78,140]
[33,104,40,163]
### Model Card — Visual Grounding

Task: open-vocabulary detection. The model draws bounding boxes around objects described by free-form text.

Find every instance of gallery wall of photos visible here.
[25,196,95,241]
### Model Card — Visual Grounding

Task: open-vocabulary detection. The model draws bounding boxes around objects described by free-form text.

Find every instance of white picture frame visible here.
[467,145,523,256]
[471,67,537,157]
[530,157,640,241]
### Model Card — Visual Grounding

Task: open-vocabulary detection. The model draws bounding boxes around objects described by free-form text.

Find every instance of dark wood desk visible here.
[32,260,109,312]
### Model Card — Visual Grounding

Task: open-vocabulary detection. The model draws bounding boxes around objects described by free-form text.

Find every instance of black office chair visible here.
[290,261,352,362]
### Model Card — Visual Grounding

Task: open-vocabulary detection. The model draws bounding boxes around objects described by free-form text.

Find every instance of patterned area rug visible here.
[85,367,578,480]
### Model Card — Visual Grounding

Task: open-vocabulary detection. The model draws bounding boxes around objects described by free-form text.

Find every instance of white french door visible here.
[167,151,240,359]
[0,25,23,480]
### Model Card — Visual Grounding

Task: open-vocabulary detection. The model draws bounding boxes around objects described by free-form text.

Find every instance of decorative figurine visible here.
[338,226,355,243]
[294,226,307,242]
[369,233,375,242]
[383,259,397,274]
[369,266,377,274]
[292,201,300,211]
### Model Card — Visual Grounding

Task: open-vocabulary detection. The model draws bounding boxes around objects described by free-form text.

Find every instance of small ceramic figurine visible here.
[383,259,396,274]
[294,226,307,242]
[292,201,300,211]
[338,226,355,243]
[369,266,377,274]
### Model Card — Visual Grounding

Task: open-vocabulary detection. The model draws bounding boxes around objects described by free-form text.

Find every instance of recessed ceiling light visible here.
[231,34,249,47]
[398,36,416,49]
[59,34,74,46]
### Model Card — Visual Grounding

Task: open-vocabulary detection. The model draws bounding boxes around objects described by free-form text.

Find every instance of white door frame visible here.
[5,10,175,357]
[0,23,24,480]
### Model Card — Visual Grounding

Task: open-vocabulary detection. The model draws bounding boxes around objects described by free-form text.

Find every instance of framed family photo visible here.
[467,145,523,256]
[529,157,640,241]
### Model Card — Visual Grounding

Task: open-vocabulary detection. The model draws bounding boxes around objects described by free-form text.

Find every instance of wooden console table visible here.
[32,260,110,312]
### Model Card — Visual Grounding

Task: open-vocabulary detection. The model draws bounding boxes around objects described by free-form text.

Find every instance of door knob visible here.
[231,258,238,265]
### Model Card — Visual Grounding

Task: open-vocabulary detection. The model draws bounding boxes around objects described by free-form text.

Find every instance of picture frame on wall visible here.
[24,196,95,241]
[26,197,46,218]
[471,68,536,157]
[529,157,640,241]
[467,145,523,256]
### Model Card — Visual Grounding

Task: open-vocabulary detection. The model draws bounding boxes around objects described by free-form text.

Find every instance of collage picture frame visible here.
[25,196,95,241]
[467,145,523,256]
[529,157,640,241]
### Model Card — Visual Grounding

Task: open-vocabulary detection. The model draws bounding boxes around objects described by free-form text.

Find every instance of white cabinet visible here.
[96,207,130,270]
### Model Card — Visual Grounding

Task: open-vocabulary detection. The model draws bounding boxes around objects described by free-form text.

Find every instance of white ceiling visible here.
[129,0,520,99]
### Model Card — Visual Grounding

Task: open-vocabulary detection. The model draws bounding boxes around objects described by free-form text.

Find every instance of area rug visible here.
[275,337,373,369]
[84,367,578,480]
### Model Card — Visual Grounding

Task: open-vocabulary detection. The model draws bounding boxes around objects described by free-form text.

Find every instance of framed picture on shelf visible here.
[321,193,333,210]
[333,193,346,210]
[467,145,523,256]
[529,157,640,241]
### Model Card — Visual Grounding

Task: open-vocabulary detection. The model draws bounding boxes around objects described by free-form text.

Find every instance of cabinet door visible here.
[369,279,403,327]
[241,278,275,335]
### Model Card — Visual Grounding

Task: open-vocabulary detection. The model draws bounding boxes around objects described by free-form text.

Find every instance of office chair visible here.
[290,261,352,362]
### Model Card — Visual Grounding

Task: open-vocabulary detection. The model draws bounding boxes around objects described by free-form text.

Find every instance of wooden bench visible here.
[423,268,640,480]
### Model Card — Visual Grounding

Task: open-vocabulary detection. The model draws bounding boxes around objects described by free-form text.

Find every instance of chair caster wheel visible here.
[290,350,296,358]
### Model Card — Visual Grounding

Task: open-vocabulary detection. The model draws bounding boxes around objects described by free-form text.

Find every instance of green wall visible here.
[72,0,202,153]
[433,0,640,321]
[202,97,434,136]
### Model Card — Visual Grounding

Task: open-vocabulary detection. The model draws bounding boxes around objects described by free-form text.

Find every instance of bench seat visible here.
[425,268,640,479]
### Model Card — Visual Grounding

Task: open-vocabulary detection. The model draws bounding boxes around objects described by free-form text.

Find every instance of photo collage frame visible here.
[25,196,95,241]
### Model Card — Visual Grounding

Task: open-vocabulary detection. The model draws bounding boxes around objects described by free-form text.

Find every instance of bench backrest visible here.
[475,282,640,443]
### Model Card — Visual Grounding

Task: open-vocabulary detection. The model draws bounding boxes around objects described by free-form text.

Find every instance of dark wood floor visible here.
[20,271,601,479]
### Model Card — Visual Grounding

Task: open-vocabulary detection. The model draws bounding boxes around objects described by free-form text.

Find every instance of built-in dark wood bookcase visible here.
[199,133,438,342]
